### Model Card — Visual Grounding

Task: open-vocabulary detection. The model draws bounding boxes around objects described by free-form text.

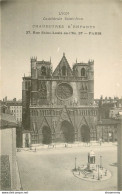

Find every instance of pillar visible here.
[117,115,122,191]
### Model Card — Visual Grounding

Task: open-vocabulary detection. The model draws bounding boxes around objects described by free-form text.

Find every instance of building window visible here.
[81,68,86,76]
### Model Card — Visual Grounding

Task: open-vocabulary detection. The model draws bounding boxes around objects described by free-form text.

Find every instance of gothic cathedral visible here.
[22,53,98,144]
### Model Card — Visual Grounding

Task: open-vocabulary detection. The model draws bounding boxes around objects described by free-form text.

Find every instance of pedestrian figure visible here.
[99,138,102,146]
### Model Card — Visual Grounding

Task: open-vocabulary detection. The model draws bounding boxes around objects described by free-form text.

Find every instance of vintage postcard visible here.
[0,0,122,192]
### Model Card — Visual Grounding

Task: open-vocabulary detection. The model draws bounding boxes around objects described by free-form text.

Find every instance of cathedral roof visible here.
[52,53,73,76]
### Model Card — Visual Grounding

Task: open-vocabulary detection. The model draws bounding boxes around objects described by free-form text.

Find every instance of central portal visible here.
[42,126,52,144]
[61,120,75,143]
[80,125,90,142]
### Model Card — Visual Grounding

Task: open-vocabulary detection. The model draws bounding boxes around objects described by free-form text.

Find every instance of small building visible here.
[87,150,96,170]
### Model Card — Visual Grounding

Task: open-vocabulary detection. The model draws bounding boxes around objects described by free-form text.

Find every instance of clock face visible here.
[56,83,73,100]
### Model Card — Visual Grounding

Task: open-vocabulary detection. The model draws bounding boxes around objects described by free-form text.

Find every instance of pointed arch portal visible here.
[80,125,90,142]
[61,120,75,143]
[42,126,52,144]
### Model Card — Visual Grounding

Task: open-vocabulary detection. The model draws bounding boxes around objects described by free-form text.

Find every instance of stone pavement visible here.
[17,142,117,191]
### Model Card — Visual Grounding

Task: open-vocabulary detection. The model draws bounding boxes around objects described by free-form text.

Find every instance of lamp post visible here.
[100,155,102,168]
[75,157,77,170]
[98,165,100,180]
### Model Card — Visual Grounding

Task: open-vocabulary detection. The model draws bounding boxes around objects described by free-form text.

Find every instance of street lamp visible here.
[98,165,100,180]
[75,157,77,170]
[100,155,102,168]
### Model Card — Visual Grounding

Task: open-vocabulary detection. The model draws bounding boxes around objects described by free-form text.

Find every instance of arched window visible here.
[81,68,85,76]
[41,66,46,76]
[62,66,66,76]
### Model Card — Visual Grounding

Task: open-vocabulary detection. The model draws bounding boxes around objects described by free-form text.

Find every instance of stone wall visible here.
[0,128,17,190]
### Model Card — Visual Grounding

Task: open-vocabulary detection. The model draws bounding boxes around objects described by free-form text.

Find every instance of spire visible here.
[63,52,65,56]
[50,57,51,63]
[76,58,77,63]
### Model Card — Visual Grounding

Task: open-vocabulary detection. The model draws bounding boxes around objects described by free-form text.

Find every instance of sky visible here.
[1,0,122,100]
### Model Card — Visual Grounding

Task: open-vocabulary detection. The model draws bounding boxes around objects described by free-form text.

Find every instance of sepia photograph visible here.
[0,0,122,192]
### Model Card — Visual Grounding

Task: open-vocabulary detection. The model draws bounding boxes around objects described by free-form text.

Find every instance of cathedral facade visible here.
[22,54,98,144]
